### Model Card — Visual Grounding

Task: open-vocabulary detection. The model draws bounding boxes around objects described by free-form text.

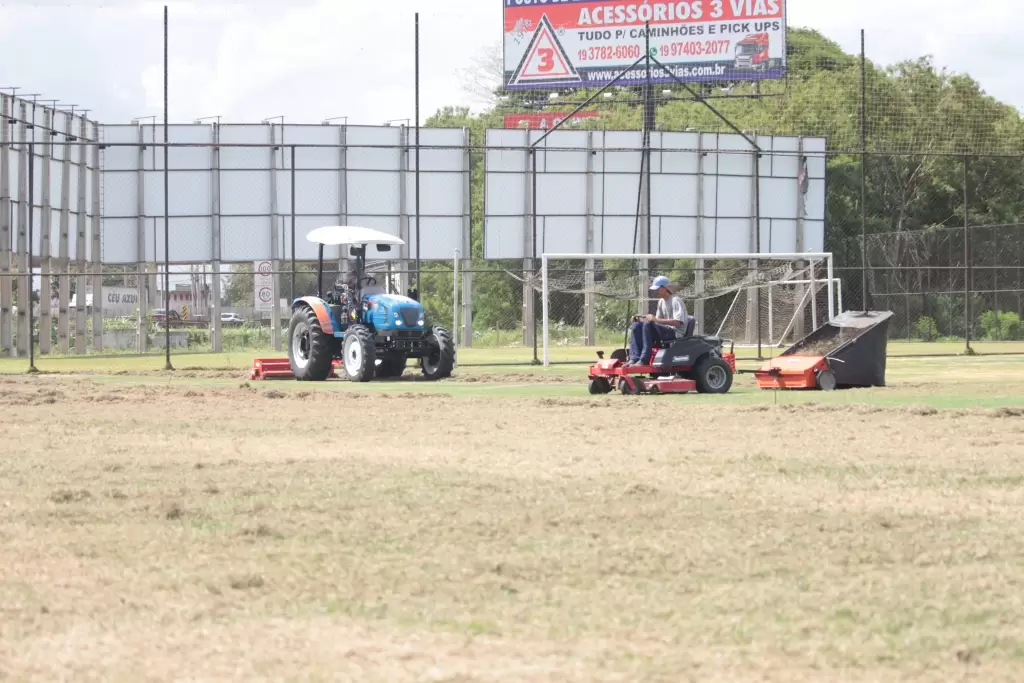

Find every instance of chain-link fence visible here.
[2,25,1024,366]
[2,146,1023,364]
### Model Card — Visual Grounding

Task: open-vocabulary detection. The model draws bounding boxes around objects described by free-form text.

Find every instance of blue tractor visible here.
[287,225,456,382]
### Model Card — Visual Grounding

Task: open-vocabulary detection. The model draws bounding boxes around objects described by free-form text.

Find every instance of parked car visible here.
[220,312,245,326]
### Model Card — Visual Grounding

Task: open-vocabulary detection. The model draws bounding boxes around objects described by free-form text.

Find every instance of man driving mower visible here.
[627,275,689,365]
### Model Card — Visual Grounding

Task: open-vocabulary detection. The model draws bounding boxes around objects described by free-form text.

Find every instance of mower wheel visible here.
[619,377,642,395]
[288,305,335,381]
[341,324,376,382]
[610,349,628,363]
[375,352,407,379]
[421,325,456,380]
[588,377,612,395]
[816,369,837,391]
[693,355,733,394]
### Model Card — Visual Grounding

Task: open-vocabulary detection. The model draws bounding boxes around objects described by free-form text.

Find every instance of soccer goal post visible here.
[539,252,837,367]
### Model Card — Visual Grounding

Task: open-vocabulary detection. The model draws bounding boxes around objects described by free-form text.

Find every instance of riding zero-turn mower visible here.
[250,225,456,383]
[588,316,737,395]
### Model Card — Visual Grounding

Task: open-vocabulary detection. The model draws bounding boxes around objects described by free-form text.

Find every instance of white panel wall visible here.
[6,109,99,261]
[406,127,468,260]
[99,123,469,265]
[100,124,141,264]
[484,128,828,259]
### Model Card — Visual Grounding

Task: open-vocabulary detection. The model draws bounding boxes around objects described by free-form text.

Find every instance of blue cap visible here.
[649,275,671,291]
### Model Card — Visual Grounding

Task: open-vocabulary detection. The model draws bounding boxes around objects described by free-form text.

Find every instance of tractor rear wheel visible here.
[421,325,456,380]
[693,355,733,394]
[341,324,376,382]
[288,305,334,381]
[375,352,407,379]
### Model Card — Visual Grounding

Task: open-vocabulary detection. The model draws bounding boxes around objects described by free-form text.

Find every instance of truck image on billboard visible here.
[503,0,787,90]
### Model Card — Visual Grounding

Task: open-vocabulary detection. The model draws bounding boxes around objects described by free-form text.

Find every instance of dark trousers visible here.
[629,321,677,364]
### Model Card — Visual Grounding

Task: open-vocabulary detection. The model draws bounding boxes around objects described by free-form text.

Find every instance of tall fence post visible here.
[530,146,539,364]
[15,100,28,357]
[91,122,104,353]
[290,144,296,303]
[76,114,89,355]
[963,153,973,355]
[210,123,223,352]
[0,95,11,357]
[39,108,53,356]
[27,128,37,372]
[523,145,536,352]
[162,3,172,370]
[859,28,869,313]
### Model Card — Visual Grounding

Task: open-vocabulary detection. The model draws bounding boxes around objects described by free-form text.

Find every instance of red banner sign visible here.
[503,111,600,129]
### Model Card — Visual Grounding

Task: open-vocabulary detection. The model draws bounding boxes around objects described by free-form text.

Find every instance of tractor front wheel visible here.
[421,325,456,380]
[693,355,733,394]
[288,306,334,381]
[588,377,612,395]
[342,324,376,382]
[375,352,407,379]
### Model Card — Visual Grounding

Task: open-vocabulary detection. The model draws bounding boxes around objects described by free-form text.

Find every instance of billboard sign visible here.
[503,111,599,129]
[502,0,787,90]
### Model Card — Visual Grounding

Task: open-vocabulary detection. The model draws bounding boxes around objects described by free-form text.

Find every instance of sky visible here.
[0,0,1020,127]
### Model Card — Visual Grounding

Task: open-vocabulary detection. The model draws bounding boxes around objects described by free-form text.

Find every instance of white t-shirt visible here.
[656,295,688,324]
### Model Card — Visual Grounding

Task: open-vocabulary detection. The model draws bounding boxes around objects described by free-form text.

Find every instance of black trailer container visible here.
[781,310,894,388]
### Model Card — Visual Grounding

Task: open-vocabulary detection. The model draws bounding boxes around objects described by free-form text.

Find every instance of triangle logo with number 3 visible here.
[510,14,580,86]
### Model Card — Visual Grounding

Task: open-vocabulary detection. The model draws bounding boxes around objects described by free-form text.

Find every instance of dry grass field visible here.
[2,359,1024,681]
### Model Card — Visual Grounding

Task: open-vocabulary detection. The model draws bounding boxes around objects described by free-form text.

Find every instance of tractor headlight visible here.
[417,318,424,326]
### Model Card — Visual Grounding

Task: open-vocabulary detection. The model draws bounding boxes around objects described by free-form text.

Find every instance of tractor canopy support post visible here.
[351,245,366,303]
[316,243,324,298]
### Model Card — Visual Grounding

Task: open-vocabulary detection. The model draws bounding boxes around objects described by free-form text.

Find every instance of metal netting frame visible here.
[540,251,835,366]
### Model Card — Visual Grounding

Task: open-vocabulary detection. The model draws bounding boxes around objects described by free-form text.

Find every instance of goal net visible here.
[529,252,840,365]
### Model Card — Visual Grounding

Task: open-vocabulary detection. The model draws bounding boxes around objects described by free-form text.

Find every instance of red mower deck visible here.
[587,351,736,396]
[250,358,343,380]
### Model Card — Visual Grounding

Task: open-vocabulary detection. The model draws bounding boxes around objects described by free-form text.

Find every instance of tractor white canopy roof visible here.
[306,225,406,247]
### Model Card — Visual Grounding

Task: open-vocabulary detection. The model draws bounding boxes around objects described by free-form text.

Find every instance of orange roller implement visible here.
[251,358,344,380]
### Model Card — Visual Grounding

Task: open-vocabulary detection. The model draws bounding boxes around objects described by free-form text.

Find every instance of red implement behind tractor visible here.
[751,311,894,391]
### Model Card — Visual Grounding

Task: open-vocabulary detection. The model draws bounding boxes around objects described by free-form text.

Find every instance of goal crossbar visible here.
[540,252,836,367]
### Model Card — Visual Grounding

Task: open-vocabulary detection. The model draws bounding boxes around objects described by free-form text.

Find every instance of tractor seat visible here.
[674,316,696,339]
